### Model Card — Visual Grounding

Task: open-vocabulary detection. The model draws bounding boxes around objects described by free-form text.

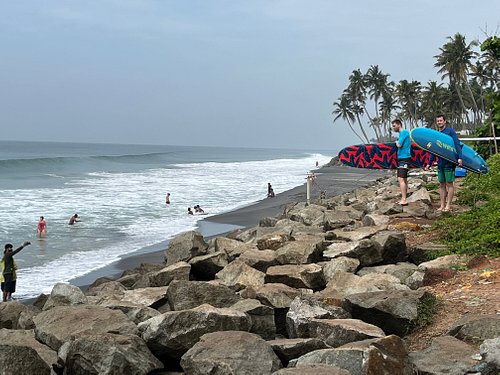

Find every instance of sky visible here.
[1,1,499,151]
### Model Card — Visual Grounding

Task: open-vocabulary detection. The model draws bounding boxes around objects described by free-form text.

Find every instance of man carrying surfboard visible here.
[425,115,463,212]
[392,119,411,206]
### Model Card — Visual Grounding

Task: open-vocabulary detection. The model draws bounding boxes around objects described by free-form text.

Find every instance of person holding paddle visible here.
[425,114,463,212]
[392,118,411,206]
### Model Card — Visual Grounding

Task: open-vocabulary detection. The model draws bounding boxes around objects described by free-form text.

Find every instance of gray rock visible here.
[344,289,435,337]
[97,300,161,324]
[266,264,325,290]
[62,333,162,374]
[480,337,500,369]
[257,232,292,250]
[86,280,127,296]
[17,305,41,330]
[370,231,407,264]
[0,329,57,374]
[274,237,324,265]
[448,314,500,344]
[320,257,360,283]
[286,296,351,338]
[409,336,479,375]
[181,331,282,375]
[238,249,278,272]
[33,305,138,351]
[273,364,351,375]
[165,230,208,266]
[139,304,251,360]
[214,236,256,261]
[231,299,276,340]
[255,283,304,310]
[323,210,356,230]
[306,318,385,347]
[286,203,326,226]
[167,280,240,310]
[361,213,389,227]
[215,259,266,291]
[119,286,168,309]
[295,335,408,374]
[407,187,432,204]
[269,338,328,366]
[189,252,228,280]
[148,261,191,287]
[42,282,88,310]
[0,300,27,329]
[332,226,385,242]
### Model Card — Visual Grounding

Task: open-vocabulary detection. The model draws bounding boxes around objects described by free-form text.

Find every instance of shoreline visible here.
[30,165,388,300]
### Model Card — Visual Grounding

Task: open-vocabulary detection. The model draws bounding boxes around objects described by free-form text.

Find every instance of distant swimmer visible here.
[166,193,171,205]
[194,205,205,214]
[69,214,79,225]
[187,207,194,215]
[37,216,47,237]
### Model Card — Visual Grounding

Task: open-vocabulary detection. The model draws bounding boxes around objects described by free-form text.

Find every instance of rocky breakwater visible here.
[1,174,499,374]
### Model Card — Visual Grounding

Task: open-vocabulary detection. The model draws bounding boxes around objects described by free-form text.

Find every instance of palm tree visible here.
[421,81,448,127]
[396,80,422,130]
[332,94,366,143]
[379,84,400,140]
[365,65,390,141]
[434,33,479,126]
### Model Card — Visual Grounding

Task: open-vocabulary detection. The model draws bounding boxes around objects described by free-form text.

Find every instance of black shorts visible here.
[397,158,411,178]
[1,280,16,293]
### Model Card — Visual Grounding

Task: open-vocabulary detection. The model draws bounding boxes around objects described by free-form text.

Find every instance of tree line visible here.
[332,33,499,144]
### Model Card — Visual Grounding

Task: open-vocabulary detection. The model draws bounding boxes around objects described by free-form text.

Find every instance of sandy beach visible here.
[67,165,388,291]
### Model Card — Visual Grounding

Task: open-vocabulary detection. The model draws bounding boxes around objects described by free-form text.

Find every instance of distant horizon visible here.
[1,1,498,150]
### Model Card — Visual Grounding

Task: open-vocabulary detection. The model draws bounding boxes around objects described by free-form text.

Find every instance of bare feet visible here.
[437,207,445,211]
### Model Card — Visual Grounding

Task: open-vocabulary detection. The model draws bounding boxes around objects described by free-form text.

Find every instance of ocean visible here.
[0,140,333,299]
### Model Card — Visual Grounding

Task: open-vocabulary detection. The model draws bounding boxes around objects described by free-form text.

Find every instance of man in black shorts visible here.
[392,119,411,205]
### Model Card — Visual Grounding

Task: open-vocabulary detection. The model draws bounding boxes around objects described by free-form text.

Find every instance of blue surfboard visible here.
[410,128,488,174]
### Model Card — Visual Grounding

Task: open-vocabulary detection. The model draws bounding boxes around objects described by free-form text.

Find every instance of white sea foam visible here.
[2,151,332,298]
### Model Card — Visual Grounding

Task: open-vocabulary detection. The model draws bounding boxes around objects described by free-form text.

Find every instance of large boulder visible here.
[285,203,326,226]
[180,331,282,374]
[305,318,385,347]
[138,304,251,360]
[60,333,162,374]
[320,257,360,283]
[166,280,240,310]
[189,252,228,280]
[0,300,27,329]
[286,296,350,338]
[147,261,191,287]
[370,231,407,264]
[274,237,324,265]
[0,329,57,374]
[265,264,325,291]
[294,335,408,374]
[269,338,328,367]
[409,336,479,374]
[33,305,138,351]
[119,286,168,308]
[215,259,266,290]
[165,230,208,266]
[42,282,88,310]
[231,299,276,340]
[273,364,350,374]
[323,210,356,230]
[343,290,436,337]
[448,314,500,344]
[356,262,424,290]
[238,249,278,272]
[214,237,256,261]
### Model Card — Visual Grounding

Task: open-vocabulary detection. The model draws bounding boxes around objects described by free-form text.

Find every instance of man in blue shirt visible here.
[392,119,411,205]
[425,114,463,212]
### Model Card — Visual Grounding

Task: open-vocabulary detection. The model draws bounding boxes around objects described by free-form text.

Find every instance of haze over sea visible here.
[0,140,332,299]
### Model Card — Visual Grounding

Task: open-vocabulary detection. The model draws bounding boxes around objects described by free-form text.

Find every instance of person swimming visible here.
[68,214,79,225]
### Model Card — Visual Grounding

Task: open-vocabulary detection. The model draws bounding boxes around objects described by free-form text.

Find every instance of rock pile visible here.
[1,175,498,374]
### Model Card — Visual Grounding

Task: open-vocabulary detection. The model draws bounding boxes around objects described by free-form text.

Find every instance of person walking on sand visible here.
[1,241,31,302]
[69,213,79,225]
[392,118,411,206]
[425,114,463,212]
[37,216,47,237]
[165,193,171,205]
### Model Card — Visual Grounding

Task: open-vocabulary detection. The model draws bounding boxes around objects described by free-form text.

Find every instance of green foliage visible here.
[411,293,440,330]
[457,153,500,206]
[432,153,500,257]
[433,199,500,256]
[425,183,439,191]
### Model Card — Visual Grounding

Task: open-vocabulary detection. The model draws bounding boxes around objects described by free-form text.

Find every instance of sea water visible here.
[0,140,332,299]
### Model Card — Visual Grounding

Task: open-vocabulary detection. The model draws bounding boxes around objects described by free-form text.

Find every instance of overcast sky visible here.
[1,1,498,150]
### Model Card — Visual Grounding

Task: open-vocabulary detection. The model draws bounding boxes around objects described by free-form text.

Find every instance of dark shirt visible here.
[428,127,463,170]
[2,245,24,281]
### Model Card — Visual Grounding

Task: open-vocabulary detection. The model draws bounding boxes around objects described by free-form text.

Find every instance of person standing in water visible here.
[69,214,79,225]
[37,216,47,237]
[1,241,31,302]
[166,193,171,205]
